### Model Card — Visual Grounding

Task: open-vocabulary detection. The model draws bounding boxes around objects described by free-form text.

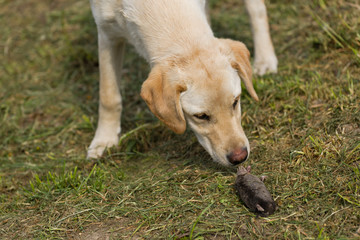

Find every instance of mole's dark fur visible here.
[235,166,277,216]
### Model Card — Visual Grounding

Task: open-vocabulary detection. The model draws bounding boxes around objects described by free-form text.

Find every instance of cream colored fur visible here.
[87,0,278,166]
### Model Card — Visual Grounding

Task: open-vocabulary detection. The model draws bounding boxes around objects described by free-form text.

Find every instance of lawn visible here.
[0,0,359,239]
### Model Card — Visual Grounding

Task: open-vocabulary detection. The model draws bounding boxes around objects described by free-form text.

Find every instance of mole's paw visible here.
[260,176,267,182]
[255,204,265,212]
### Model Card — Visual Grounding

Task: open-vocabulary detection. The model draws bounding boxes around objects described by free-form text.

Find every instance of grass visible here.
[0,0,359,239]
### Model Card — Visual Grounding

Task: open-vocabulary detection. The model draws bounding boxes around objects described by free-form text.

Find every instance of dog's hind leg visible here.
[244,0,278,75]
[87,31,125,159]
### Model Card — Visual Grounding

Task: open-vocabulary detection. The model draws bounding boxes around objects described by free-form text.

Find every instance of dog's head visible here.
[141,38,258,167]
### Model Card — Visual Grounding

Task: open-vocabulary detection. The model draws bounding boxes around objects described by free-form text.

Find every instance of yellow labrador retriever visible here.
[87,0,277,166]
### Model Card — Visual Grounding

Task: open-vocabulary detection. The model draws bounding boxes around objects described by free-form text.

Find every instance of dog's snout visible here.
[227,147,248,165]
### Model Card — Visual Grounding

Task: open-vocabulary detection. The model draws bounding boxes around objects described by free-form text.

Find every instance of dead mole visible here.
[235,166,277,216]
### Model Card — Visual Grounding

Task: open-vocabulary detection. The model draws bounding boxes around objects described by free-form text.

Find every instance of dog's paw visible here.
[87,128,120,159]
[253,54,278,76]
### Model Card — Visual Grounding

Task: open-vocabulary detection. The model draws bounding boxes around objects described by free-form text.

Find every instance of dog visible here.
[87,0,278,166]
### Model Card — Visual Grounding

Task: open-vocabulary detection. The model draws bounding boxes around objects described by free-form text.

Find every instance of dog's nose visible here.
[227,147,248,165]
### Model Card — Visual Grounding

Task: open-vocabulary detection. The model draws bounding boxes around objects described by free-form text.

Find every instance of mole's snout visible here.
[227,147,248,165]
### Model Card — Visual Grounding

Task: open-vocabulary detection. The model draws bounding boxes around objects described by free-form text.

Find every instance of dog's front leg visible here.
[87,32,125,159]
[244,0,278,75]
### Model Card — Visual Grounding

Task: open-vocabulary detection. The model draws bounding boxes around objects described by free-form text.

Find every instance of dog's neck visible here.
[122,0,214,65]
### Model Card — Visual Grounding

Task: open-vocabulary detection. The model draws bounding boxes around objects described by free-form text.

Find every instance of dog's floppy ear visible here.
[140,64,187,134]
[220,39,259,101]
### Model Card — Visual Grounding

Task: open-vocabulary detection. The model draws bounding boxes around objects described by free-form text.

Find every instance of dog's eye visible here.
[194,113,210,121]
[233,99,239,109]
